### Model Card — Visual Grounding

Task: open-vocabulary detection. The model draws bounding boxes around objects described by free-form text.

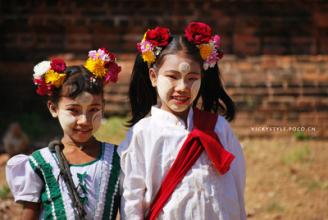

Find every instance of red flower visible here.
[145,26,170,47]
[136,43,142,52]
[107,52,116,61]
[51,58,66,73]
[105,62,121,83]
[185,22,212,44]
[34,79,53,96]
[99,47,109,54]
[218,50,224,59]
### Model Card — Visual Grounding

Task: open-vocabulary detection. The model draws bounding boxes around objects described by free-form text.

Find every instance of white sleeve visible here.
[216,117,247,220]
[119,128,146,220]
[6,154,43,203]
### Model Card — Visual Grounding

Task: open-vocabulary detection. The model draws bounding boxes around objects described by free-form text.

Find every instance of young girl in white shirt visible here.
[6,48,121,220]
[119,22,246,220]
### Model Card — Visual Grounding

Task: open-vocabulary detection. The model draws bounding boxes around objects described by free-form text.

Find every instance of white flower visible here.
[33,61,51,78]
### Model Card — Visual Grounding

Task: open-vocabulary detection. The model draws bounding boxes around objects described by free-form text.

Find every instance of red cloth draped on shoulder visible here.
[146,108,235,220]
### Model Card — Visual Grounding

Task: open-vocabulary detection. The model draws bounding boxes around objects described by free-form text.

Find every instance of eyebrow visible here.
[65,103,102,107]
[164,70,201,75]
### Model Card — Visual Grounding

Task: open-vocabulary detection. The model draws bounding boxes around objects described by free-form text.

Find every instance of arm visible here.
[6,154,43,219]
[216,117,247,219]
[119,129,147,220]
[21,202,41,220]
[228,130,246,219]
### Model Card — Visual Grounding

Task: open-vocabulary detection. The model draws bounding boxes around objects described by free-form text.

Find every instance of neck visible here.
[159,105,191,128]
[61,135,95,151]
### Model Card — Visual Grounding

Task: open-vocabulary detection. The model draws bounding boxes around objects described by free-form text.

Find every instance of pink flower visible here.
[88,50,97,59]
[140,40,154,52]
[212,35,221,48]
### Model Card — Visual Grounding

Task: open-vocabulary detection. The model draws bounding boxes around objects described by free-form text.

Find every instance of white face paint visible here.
[152,54,201,119]
[55,92,103,143]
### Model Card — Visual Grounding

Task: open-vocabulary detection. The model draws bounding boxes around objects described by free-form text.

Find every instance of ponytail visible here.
[127,54,157,126]
[198,64,235,121]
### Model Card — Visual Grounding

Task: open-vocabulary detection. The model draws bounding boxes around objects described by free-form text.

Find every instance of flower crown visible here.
[137,26,171,67]
[33,48,121,96]
[184,21,223,70]
[33,59,67,96]
[137,22,223,70]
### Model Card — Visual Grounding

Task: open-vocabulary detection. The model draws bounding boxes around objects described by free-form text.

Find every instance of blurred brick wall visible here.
[102,55,328,138]
[1,0,328,137]
[2,0,328,58]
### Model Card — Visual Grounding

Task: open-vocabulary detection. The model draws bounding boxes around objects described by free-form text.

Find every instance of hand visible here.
[21,202,41,220]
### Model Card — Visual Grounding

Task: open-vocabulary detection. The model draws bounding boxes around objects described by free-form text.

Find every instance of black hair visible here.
[128,35,235,126]
[48,65,104,104]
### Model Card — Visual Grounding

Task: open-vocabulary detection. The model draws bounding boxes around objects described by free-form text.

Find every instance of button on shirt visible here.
[119,106,246,220]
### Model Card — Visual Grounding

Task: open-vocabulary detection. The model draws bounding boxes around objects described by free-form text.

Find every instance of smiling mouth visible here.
[172,96,190,104]
[74,128,92,133]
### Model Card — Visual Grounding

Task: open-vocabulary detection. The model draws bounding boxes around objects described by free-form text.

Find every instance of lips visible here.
[73,128,92,134]
[172,95,190,104]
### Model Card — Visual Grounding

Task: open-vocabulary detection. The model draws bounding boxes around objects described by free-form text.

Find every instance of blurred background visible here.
[0,0,327,219]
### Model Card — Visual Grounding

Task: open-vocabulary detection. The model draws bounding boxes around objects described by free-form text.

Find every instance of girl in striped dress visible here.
[6,48,121,220]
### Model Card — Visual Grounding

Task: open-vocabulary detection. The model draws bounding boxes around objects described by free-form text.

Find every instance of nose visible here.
[175,79,188,91]
[77,114,89,125]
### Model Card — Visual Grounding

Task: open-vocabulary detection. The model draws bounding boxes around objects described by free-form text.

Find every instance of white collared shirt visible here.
[119,106,246,220]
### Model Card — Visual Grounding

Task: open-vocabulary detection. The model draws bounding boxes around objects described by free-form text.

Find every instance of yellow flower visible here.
[142,51,156,65]
[199,44,213,60]
[44,70,66,88]
[85,58,106,78]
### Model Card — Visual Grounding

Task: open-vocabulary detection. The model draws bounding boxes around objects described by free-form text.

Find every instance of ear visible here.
[47,101,59,118]
[149,68,157,87]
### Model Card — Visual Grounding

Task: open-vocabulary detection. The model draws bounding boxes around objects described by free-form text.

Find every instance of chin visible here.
[73,134,93,143]
[170,105,190,113]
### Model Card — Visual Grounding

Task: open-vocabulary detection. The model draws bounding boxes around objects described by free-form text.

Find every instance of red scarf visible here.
[146,108,235,220]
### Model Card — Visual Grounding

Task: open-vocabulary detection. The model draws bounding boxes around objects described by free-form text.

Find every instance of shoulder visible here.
[215,115,233,137]
[131,116,153,134]
[118,117,155,160]
[102,142,120,164]
[215,115,243,153]
[6,154,30,170]
[6,153,44,203]
[6,147,48,168]
[29,147,54,169]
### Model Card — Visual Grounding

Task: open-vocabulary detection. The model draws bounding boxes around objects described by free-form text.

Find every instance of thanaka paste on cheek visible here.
[178,62,191,74]
[75,92,100,131]
[156,75,174,105]
[191,79,201,101]
[158,76,189,112]
[91,111,102,133]
[58,110,76,134]
[157,75,184,112]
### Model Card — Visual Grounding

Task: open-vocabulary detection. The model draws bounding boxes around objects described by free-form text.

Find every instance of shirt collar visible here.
[151,106,194,130]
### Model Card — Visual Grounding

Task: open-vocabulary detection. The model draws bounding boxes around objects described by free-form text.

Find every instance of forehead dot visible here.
[178,62,191,74]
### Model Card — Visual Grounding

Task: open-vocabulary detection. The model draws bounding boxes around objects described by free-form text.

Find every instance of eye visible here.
[90,107,101,113]
[67,108,79,114]
[166,75,177,80]
[189,77,198,81]
[188,76,200,81]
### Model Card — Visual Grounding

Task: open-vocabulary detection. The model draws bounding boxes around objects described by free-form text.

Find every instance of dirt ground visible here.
[0,137,327,220]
